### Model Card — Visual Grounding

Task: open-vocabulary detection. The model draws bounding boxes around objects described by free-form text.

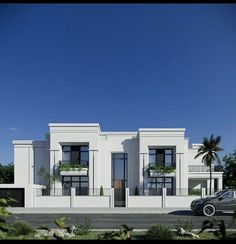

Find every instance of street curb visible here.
[7,207,190,214]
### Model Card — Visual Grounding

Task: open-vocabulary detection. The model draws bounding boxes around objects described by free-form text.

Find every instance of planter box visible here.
[149,169,175,177]
[60,168,88,176]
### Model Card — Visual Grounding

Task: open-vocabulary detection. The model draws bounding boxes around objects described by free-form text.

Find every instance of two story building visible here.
[0,123,223,208]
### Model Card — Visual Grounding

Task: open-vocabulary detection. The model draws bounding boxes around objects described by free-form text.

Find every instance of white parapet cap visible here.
[191,143,203,149]
[12,140,45,146]
[138,128,186,132]
[49,123,101,127]
[101,131,137,135]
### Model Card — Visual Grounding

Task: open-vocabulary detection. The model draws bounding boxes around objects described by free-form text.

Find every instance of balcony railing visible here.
[59,161,88,176]
[188,165,212,172]
[36,188,112,196]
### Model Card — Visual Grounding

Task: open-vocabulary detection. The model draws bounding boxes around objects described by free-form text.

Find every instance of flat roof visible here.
[139,128,185,132]
[49,123,100,127]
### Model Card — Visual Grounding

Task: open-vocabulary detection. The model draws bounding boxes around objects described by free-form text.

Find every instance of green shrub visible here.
[54,217,69,228]
[0,197,15,234]
[175,218,193,232]
[149,165,175,174]
[10,220,35,236]
[198,218,226,240]
[134,186,139,195]
[145,224,174,240]
[97,225,133,240]
[98,231,117,240]
[188,189,201,195]
[75,217,93,235]
[100,186,104,196]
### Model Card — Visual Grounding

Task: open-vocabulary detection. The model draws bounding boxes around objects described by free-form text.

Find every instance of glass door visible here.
[112,153,128,207]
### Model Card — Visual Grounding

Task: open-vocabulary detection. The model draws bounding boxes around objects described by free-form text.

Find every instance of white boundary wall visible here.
[33,187,111,208]
[74,196,110,208]
[165,195,199,208]
[34,196,70,208]
[128,196,162,207]
[2,186,204,208]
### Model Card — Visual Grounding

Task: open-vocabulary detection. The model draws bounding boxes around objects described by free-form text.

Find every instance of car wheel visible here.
[203,204,216,216]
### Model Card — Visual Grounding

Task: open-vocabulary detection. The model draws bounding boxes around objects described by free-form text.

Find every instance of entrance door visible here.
[112,153,127,207]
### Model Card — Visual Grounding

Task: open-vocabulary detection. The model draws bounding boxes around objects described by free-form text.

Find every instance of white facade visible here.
[1,123,223,208]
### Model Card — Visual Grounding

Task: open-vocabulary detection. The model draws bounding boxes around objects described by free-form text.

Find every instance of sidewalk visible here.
[7,207,190,214]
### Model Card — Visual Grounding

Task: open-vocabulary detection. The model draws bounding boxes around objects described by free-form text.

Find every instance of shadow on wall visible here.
[32,140,50,185]
[121,138,139,189]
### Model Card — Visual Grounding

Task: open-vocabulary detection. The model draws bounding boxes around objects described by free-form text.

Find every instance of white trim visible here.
[49,123,100,127]
[101,132,137,135]
[139,128,185,132]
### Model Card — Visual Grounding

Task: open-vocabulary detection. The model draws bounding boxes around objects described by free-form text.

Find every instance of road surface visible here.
[6,210,236,230]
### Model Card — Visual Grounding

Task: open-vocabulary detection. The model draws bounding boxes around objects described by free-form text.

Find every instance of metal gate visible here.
[114,180,125,207]
[112,153,127,207]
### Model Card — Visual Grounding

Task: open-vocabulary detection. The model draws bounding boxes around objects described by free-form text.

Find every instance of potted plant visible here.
[59,162,88,176]
[100,186,104,196]
[148,164,175,177]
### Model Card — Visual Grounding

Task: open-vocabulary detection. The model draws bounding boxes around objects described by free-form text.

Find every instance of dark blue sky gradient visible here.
[0,4,236,163]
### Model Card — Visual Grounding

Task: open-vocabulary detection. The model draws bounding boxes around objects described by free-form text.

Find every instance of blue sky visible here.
[0,4,236,164]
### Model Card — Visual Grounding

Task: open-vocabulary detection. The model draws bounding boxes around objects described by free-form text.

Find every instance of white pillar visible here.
[70,187,75,208]
[211,179,215,193]
[201,188,206,198]
[162,187,166,208]
[217,178,223,191]
[207,179,210,195]
[126,188,129,207]
[110,188,114,207]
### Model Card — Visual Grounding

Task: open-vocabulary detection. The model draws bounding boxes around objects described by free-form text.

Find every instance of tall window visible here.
[149,148,174,167]
[62,145,89,167]
[149,177,173,195]
[62,176,88,195]
[111,153,128,188]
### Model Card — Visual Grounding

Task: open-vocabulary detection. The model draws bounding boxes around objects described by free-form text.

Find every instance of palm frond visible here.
[194,151,206,159]
[214,146,224,152]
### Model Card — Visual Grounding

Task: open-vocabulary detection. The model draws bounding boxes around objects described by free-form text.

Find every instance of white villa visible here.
[0,123,223,208]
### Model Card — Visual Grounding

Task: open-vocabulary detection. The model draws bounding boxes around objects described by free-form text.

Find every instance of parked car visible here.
[190,189,236,216]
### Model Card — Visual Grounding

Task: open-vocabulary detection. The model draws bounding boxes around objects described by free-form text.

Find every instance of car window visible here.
[221,191,234,199]
[210,190,227,198]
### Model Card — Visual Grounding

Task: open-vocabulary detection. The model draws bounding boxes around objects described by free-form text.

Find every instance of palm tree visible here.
[194,135,223,195]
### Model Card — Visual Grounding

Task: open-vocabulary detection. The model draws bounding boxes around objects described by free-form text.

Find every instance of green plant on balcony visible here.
[59,163,88,172]
[149,164,175,174]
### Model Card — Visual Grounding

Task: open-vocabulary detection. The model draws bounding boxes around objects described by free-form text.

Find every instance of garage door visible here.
[0,188,25,207]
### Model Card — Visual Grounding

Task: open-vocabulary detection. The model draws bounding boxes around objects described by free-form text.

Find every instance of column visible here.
[162,187,166,208]
[201,188,206,198]
[211,179,215,194]
[207,179,210,195]
[70,187,75,208]
[110,188,114,207]
[217,178,223,191]
[126,188,129,207]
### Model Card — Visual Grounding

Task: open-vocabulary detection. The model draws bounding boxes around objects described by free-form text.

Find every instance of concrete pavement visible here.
[7,207,190,214]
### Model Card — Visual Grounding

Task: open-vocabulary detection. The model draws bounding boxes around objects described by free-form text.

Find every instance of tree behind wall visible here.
[222,150,236,188]
[36,166,61,194]
[0,163,14,184]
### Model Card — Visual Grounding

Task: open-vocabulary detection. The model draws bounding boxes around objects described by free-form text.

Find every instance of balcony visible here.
[188,165,212,172]
[59,161,88,176]
[148,165,176,177]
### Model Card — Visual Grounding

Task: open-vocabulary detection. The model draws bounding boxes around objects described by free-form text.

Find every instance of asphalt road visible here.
[6,211,236,230]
